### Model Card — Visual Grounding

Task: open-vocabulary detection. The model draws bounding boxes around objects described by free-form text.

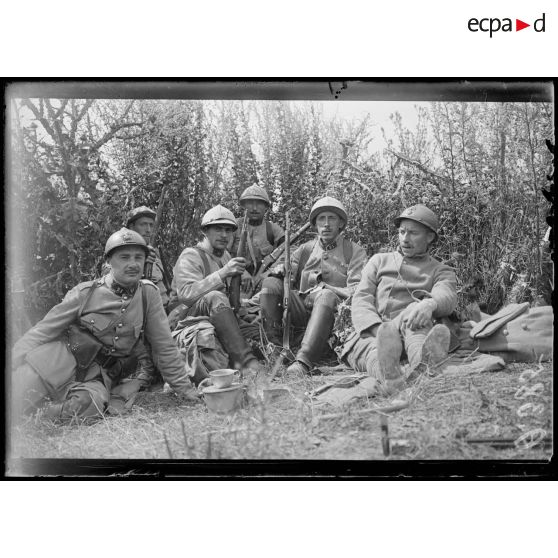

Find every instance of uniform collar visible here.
[397,247,430,260]
[319,233,343,251]
[105,274,139,297]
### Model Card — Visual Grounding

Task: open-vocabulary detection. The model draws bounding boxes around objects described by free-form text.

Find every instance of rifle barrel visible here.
[229,210,248,313]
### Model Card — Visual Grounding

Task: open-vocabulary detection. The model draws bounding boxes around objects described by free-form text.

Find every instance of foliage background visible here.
[6,98,554,336]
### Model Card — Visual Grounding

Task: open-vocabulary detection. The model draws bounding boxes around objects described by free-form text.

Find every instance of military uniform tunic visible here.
[169,242,231,309]
[13,276,192,398]
[351,250,457,335]
[292,234,368,297]
[341,249,457,368]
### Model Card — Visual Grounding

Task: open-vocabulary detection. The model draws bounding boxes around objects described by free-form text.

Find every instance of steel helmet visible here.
[104,227,149,257]
[395,204,439,237]
[239,184,271,206]
[201,205,238,230]
[125,205,157,227]
[309,196,348,227]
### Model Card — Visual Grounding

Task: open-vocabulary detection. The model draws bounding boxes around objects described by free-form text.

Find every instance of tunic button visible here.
[323,255,329,260]
[502,329,508,336]
[110,348,116,353]
[114,336,119,340]
[121,308,126,313]
[123,295,128,300]
[90,319,95,323]
[118,323,123,327]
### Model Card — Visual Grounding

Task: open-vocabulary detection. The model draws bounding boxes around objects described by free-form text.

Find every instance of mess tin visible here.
[198,383,245,414]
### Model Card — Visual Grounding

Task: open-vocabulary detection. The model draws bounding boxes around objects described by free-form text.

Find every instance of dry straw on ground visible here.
[9,358,553,463]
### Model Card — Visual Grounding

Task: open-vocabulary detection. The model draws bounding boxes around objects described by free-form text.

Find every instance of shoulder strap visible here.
[194,246,212,277]
[294,240,317,289]
[266,220,274,245]
[343,238,353,266]
[77,281,99,319]
[140,283,148,336]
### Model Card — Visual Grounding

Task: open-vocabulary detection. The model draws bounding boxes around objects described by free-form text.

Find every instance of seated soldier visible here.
[11,228,198,421]
[168,205,264,379]
[260,196,367,374]
[230,184,284,296]
[341,204,457,395]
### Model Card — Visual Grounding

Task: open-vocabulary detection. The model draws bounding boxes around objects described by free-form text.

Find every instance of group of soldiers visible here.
[11,184,457,421]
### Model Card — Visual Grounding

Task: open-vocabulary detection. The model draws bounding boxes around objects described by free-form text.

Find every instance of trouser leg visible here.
[260,277,307,345]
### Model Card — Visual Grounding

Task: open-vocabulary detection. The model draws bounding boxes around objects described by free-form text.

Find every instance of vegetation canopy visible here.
[7,98,554,337]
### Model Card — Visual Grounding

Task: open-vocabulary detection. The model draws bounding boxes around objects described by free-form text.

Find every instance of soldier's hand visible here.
[220,257,247,279]
[269,263,285,277]
[146,245,157,265]
[403,299,437,330]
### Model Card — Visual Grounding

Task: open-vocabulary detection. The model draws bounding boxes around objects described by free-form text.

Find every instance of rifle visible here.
[144,184,168,280]
[250,221,311,296]
[270,210,292,380]
[158,246,173,294]
[229,209,248,313]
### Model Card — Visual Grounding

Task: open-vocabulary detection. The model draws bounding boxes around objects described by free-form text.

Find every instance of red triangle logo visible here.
[516,19,530,31]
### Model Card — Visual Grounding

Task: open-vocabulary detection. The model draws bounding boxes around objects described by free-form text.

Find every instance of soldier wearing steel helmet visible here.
[230,184,285,295]
[126,206,170,307]
[260,196,367,375]
[340,204,457,396]
[167,205,264,379]
[11,228,199,421]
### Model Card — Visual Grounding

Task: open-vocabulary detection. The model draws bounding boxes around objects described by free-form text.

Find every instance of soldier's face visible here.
[316,211,344,242]
[130,217,155,243]
[205,225,236,251]
[242,199,267,223]
[398,219,435,257]
[108,247,146,287]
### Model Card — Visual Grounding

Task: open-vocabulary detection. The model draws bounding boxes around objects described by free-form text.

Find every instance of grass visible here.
[7,358,553,465]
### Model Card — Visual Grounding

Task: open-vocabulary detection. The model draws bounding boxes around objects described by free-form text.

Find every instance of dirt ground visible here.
[7,357,553,468]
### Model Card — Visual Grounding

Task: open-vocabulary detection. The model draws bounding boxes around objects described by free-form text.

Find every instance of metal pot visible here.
[199,382,245,414]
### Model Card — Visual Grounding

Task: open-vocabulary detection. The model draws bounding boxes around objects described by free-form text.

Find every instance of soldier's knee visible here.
[313,289,339,308]
[261,276,283,295]
[203,291,231,311]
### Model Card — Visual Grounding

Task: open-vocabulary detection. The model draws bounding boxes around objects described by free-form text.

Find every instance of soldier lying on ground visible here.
[229,184,285,296]
[11,228,198,421]
[167,205,265,382]
[260,196,367,375]
[340,204,457,395]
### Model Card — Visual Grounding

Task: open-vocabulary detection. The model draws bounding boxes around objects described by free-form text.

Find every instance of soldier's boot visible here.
[211,307,265,380]
[286,300,336,375]
[376,322,406,396]
[260,293,284,347]
[43,388,105,420]
[406,324,451,383]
